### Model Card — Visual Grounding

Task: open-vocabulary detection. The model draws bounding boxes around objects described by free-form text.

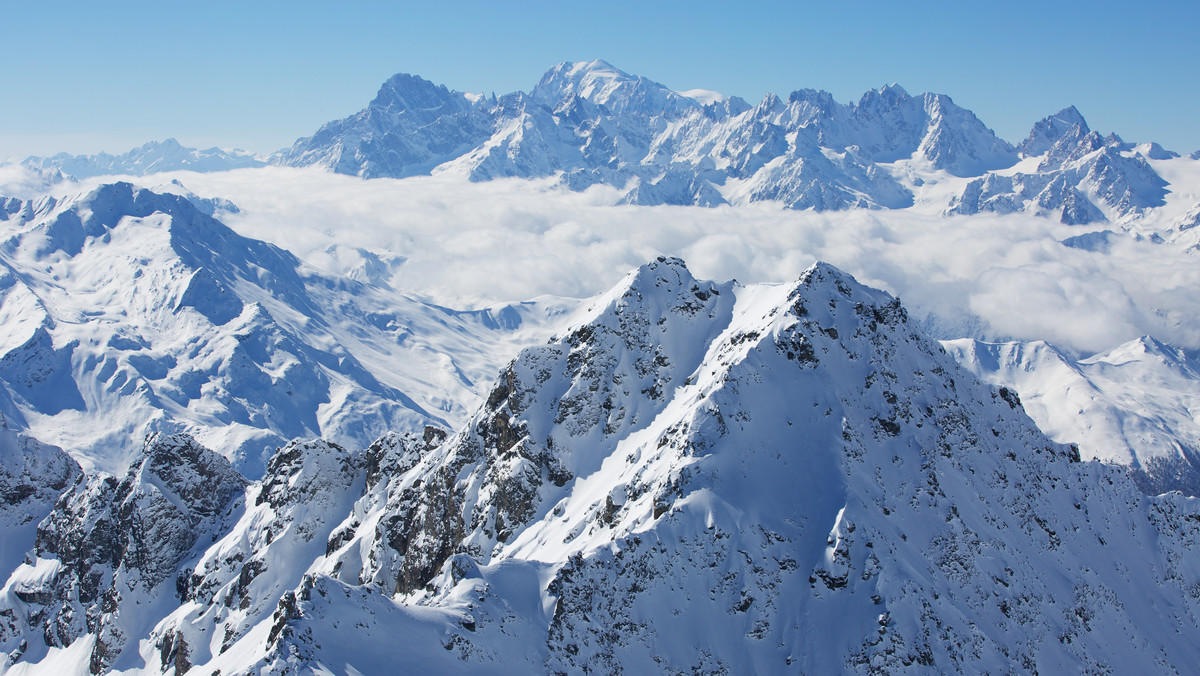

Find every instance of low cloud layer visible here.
[18,166,1200,356]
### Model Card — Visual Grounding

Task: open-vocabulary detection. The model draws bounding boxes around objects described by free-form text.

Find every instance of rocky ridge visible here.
[3,259,1198,674]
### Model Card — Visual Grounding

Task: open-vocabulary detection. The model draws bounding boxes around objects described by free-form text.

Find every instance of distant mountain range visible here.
[21,138,265,178]
[17,61,1196,227]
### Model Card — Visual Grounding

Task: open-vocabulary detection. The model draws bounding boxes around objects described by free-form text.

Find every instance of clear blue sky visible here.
[2,0,1198,159]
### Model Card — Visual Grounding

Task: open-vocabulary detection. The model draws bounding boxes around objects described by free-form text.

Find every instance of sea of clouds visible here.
[8,166,1199,357]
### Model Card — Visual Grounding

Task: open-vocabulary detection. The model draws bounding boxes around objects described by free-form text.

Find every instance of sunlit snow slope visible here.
[0,183,570,476]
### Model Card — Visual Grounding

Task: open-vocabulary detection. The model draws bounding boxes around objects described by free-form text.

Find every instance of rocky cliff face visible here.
[0,415,80,576]
[0,433,244,672]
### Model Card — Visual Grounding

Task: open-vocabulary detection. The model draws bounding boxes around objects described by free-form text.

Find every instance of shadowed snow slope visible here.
[4,259,1198,674]
[0,182,572,476]
[946,336,1200,496]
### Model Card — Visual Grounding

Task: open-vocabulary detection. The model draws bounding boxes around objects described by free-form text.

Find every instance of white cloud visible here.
[44,166,1200,356]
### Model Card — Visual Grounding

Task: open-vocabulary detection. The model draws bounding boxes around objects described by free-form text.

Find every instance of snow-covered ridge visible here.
[0,182,572,477]
[3,258,1198,674]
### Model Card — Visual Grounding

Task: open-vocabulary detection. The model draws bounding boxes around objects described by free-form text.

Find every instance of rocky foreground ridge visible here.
[1,258,1197,674]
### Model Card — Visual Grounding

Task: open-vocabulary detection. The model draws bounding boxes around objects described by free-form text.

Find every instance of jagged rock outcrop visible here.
[0,415,81,577]
[0,433,244,672]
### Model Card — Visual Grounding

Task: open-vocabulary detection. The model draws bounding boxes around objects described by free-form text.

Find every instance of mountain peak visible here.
[624,255,695,291]
[857,83,911,110]
[1019,105,1091,157]
[531,59,696,117]
[369,72,470,113]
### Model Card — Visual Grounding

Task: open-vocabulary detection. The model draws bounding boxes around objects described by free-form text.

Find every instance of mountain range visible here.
[20,139,264,180]
[273,60,1190,225]
[17,60,1196,229]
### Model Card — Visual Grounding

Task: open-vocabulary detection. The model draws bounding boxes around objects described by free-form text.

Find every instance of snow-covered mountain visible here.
[19,140,265,179]
[0,182,570,477]
[3,259,1199,674]
[13,62,1187,228]
[269,60,1190,222]
[947,107,1171,224]
[276,60,1022,210]
[945,336,1200,496]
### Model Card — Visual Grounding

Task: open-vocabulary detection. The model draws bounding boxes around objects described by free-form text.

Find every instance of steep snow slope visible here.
[6,259,1197,675]
[0,183,572,476]
[945,336,1200,495]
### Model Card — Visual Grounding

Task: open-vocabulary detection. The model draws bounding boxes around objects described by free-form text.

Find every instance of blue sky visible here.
[2,0,1197,159]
